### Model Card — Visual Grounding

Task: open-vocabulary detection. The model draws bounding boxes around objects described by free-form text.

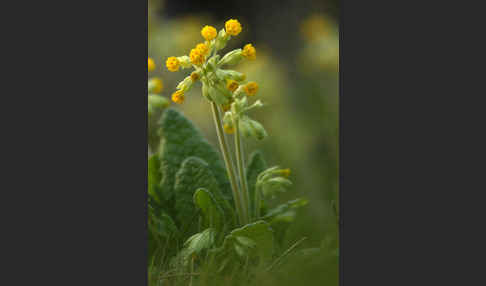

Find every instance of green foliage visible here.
[147,108,317,285]
[262,198,309,221]
[148,154,162,204]
[246,151,267,215]
[174,157,224,232]
[213,221,275,267]
[193,188,225,231]
[158,108,231,205]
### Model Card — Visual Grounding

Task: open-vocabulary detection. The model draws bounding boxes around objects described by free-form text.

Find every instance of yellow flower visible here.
[166,57,180,72]
[171,90,185,104]
[242,44,256,60]
[201,25,217,40]
[226,79,239,92]
[196,43,209,56]
[190,71,200,81]
[225,19,242,36]
[243,82,259,96]
[150,78,163,93]
[190,48,205,65]
[148,57,156,72]
[223,124,235,134]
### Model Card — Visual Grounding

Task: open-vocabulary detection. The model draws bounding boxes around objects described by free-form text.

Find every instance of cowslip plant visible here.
[148,19,310,284]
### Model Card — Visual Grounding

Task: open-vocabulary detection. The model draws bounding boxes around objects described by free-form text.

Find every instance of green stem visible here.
[210,102,246,225]
[234,118,250,222]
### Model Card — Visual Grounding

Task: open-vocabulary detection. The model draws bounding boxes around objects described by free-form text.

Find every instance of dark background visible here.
[159,0,339,61]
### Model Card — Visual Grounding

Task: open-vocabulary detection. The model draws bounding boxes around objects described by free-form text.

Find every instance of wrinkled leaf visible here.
[158,108,231,204]
[174,157,232,232]
[148,154,162,204]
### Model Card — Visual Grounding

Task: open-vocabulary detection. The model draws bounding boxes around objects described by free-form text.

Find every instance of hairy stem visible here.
[234,118,250,222]
[210,102,246,225]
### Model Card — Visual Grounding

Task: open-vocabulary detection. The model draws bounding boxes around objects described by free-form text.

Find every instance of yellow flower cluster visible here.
[166,57,180,72]
[242,44,256,60]
[148,57,156,72]
[225,19,242,36]
[201,25,217,41]
[166,19,262,105]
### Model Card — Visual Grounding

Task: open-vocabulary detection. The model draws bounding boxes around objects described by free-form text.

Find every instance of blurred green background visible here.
[149,0,339,283]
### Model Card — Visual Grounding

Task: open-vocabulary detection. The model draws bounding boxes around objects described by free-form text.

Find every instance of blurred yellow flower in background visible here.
[300,14,331,42]
[148,57,156,72]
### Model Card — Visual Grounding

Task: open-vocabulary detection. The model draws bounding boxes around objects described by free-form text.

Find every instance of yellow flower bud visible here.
[171,90,185,104]
[190,48,205,65]
[242,44,256,60]
[243,82,259,96]
[166,56,180,72]
[196,43,209,56]
[190,71,200,81]
[148,57,156,72]
[226,79,239,92]
[225,19,242,36]
[201,25,218,41]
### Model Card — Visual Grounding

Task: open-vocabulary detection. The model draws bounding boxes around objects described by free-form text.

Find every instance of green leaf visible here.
[172,228,217,267]
[262,198,308,247]
[193,188,224,230]
[158,108,231,204]
[262,198,309,221]
[246,151,267,215]
[217,220,274,264]
[148,154,162,204]
[174,157,233,233]
[184,228,217,255]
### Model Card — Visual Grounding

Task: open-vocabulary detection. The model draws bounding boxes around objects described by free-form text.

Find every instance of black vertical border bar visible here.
[144,0,149,282]
[339,0,343,285]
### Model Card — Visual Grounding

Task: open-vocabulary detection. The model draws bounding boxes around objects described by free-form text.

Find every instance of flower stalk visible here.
[210,102,247,225]
[234,117,251,221]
